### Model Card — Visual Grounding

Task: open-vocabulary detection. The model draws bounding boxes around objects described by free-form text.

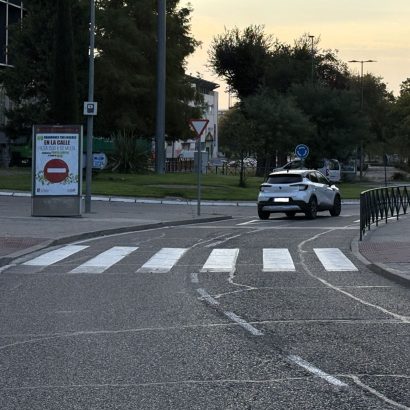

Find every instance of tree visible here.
[219,107,254,186]
[390,78,410,163]
[291,83,366,163]
[51,0,79,124]
[0,0,88,137]
[243,91,313,175]
[209,25,274,100]
[94,0,201,138]
[1,0,200,141]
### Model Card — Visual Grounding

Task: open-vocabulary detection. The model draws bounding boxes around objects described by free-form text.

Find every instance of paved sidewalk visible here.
[0,194,242,266]
[0,193,409,284]
[356,213,410,284]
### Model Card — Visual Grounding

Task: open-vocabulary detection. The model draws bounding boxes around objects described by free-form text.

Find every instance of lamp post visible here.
[348,59,377,180]
[308,35,314,82]
[85,0,95,213]
[155,0,166,174]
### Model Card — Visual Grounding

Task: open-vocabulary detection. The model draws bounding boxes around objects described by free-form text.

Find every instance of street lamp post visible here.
[348,59,377,180]
[155,0,166,174]
[85,0,95,213]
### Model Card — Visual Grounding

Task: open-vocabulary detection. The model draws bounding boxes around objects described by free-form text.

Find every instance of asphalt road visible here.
[1,204,409,409]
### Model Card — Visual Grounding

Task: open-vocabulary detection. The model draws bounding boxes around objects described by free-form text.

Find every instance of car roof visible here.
[268,169,314,177]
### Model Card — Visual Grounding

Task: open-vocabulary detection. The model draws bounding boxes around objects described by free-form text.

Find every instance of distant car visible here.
[208,158,227,167]
[273,158,341,182]
[228,157,257,167]
[257,169,341,220]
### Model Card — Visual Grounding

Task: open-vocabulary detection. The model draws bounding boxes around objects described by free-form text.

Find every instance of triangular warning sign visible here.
[189,119,209,138]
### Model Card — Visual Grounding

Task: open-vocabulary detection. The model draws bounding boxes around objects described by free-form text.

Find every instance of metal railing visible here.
[360,185,409,240]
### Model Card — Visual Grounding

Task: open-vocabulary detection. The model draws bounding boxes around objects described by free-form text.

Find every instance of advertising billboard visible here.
[32,125,82,216]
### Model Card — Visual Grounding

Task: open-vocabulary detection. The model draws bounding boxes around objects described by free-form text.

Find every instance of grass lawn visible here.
[0,167,382,200]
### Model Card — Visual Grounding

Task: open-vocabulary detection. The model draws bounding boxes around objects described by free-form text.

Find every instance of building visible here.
[166,76,220,160]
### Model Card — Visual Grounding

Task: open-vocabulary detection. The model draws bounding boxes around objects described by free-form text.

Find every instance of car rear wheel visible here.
[285,211,296,218]
[329,195,341,216]
[305,197,317,219]
[258,208,270,220]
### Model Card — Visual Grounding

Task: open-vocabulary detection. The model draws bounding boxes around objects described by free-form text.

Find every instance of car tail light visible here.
[298,184,308,191]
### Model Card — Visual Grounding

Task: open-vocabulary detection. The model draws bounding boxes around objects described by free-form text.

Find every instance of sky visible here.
[183,0,410,109]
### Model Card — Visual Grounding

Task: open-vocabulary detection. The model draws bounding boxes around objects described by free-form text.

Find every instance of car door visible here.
[315,171,335,207]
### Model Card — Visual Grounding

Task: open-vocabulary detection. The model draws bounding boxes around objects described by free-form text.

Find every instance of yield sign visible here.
[189,119,209,138]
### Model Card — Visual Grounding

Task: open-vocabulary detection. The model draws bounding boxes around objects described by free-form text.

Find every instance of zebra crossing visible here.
[21,245,359,273]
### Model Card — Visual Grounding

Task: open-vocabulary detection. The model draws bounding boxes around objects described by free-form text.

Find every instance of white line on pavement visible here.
[196,288,219,305]
[70,246,138,274]
[24,245,89,266]
[263,249,295,271]
[137,248,187,273]
[288,355,347,387]
[224,311,263,336]
[201,249,239,273]
[314,248,358,271]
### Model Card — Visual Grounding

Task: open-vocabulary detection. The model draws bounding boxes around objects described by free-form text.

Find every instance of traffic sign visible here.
[295,144,309,159]
[84,101,98,116]
[189,119,209,139]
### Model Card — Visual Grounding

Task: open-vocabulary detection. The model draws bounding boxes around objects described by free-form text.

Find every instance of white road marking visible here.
[204,234,242,248]
[237,220,258,226]
[224,311,263,336]
[70,246,138,274]
[288,355,347,387]
[137,248,187,273]
[24,245,89,266]
[190,272,199,283]
[196,288,219,305]
[201,249,239,273]
[314,248,358,271]
[263,249,295,271]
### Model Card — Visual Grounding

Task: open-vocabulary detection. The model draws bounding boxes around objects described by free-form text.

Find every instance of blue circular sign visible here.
[295,144,309,159]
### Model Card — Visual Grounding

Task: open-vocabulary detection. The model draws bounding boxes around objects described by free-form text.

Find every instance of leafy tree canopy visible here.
[1,0,200,140]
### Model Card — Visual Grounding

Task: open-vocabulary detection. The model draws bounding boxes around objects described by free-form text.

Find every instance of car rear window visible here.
[328,160,340,170]
[267,174,303,184]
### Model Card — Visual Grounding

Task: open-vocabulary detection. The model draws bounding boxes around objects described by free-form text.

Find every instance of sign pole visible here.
[189,119,209,217]
[197,139,201,216]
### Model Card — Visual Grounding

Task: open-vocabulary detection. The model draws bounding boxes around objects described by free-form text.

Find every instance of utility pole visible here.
[348,59,377,181]
[155,0,166,174]
[85,0,95,213]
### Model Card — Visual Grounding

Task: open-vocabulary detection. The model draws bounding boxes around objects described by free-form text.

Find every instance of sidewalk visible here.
[355,213,410,284]
[0,194,241,266]
[0,193,409,284]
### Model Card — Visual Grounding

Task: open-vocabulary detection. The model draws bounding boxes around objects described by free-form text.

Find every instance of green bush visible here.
[110,130,151,173]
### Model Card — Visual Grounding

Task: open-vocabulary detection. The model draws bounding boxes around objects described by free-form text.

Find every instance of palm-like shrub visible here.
[110,130,151,173]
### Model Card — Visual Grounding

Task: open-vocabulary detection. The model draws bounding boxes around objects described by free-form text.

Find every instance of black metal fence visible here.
[360,185,409,240]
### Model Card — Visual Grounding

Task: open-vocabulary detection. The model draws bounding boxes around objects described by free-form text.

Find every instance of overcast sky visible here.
[183,0,410,109]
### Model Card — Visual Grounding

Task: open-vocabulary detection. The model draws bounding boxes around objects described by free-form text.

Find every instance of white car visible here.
[257,169,341,219]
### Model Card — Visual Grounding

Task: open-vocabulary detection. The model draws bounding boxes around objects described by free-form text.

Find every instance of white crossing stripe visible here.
[24,245,89,266]
[201,249,239,273]
[137,248,187,273]
[314,248,358,271]
[263,249,295,271]
[70,246,138,274]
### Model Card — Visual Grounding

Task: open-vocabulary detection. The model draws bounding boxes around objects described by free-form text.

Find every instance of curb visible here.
[0,215,232,268]
[0,191,360,207]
